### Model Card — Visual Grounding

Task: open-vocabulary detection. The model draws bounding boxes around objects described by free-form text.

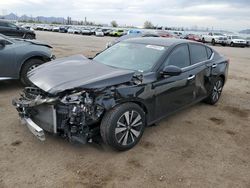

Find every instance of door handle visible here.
[212,64,217,68]
[187,75,195,80]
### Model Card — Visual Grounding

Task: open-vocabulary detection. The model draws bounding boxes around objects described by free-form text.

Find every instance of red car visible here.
[185,34,202,42]
[155,30,174,38]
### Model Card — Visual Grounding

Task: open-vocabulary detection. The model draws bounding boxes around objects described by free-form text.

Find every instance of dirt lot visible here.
[0,31,250,188]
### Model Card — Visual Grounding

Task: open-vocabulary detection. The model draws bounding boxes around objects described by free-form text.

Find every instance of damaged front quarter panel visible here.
[12,70,157,144]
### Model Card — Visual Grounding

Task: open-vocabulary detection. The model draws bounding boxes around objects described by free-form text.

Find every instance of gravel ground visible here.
[0,31,250,188]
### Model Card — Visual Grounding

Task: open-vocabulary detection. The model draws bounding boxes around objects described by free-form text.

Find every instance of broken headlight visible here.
[60,91,85,104]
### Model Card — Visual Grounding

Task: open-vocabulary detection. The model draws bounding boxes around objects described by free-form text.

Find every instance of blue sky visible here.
[1,0,250,30]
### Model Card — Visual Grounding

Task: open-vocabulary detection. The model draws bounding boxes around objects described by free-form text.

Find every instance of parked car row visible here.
[182,32,249,47]
[200,32,248,47]
[32,24,128,37]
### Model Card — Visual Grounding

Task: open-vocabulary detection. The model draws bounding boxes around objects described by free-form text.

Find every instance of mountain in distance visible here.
[0,13,66,24]
[239,29,250,34]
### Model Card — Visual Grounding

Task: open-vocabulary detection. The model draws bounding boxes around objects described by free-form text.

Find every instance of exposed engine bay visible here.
[13,87,105,143]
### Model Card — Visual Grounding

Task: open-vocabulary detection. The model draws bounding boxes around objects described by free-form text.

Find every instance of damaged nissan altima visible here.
[13,38,229,151]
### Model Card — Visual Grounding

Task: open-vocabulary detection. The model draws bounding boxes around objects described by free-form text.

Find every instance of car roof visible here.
[123,37,199,47]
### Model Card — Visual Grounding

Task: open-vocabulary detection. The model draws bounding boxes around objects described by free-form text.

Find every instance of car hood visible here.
[28,55,135,94]
[14,39,52,48]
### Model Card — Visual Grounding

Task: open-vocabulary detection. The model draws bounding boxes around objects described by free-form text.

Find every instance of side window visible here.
[7,23,17,28]
[206,47,213,59]
[0,22,8,27]
[164,44,190,68]
[189,44,208,64]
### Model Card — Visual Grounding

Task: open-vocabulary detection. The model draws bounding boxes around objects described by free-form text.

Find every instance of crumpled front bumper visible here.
[12,97,57,141]
[21,118,45,141]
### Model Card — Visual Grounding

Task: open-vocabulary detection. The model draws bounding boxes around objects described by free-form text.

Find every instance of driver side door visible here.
[152,44,196,119]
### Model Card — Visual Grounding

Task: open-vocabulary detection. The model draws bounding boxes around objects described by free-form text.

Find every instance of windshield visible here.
[232,36,241,39]
[94,42,166,72]
[214,33,223,36]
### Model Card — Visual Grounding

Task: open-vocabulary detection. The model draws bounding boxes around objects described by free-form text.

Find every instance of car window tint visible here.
[0,22,8,27]
[164,44,190,68]
[190,44,208,64]
[7,23,16,28]
[206,47,213,59]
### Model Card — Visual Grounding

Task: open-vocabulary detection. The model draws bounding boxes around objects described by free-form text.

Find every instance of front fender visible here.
[17,49,52,78]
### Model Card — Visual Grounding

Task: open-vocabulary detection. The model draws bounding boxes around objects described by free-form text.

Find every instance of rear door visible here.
[188,43,212,100]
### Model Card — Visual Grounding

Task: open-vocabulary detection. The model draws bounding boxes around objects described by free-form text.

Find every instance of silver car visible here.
[0,34,54,85]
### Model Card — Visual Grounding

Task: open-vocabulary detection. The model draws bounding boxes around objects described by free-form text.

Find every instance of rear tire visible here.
[230,42,234,47]
[204,77,224,105]
[100,103,146,151]
[202,38,205,43]
[20,58,45,86]
[211,39,215,46]
[24,34,33,39]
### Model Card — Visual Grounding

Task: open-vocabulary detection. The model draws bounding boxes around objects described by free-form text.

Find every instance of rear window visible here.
[190,44,208,64]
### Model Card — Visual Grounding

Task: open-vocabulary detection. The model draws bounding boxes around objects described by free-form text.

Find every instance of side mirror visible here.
[0,40,6,48]
[161,65,182,76]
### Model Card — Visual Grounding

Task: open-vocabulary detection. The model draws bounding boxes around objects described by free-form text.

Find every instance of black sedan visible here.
[13,38,229,151]
[0,20,36,39]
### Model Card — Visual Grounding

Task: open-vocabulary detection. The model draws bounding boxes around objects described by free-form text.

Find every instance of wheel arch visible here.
[100,98,149,123]
[219,74,225,85]
[19,55,49,78]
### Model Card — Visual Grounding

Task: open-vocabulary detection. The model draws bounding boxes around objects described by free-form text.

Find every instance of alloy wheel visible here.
[115,110,143,146]
[28,64,39,73]
[212,80,223,102]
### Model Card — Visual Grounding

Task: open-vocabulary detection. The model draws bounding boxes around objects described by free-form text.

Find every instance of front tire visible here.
[20,58,44,86]
[204,77,224,105]
[100,103,146,151]
[211,39,215,46]
[230,42,234,47]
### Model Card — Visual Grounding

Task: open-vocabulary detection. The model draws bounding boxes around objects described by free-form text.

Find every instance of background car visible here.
[0,19,36,39]
[127,29,142,34]
[43,25,53,31]
[68,27,81,34]
[52,26,60,32]
[202,32,227,46]
[246,37,250,47]
[95,29,104,37]
[184,34,202,42]
[154,30,174,38]
[13,38,228,151]
[226,35,247,47]
[59,26,69,33]
[106,32,159,48]
[102,29,112,36]
[81,28,92,35]
[110,29,125,37]
[0,34,54,85]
